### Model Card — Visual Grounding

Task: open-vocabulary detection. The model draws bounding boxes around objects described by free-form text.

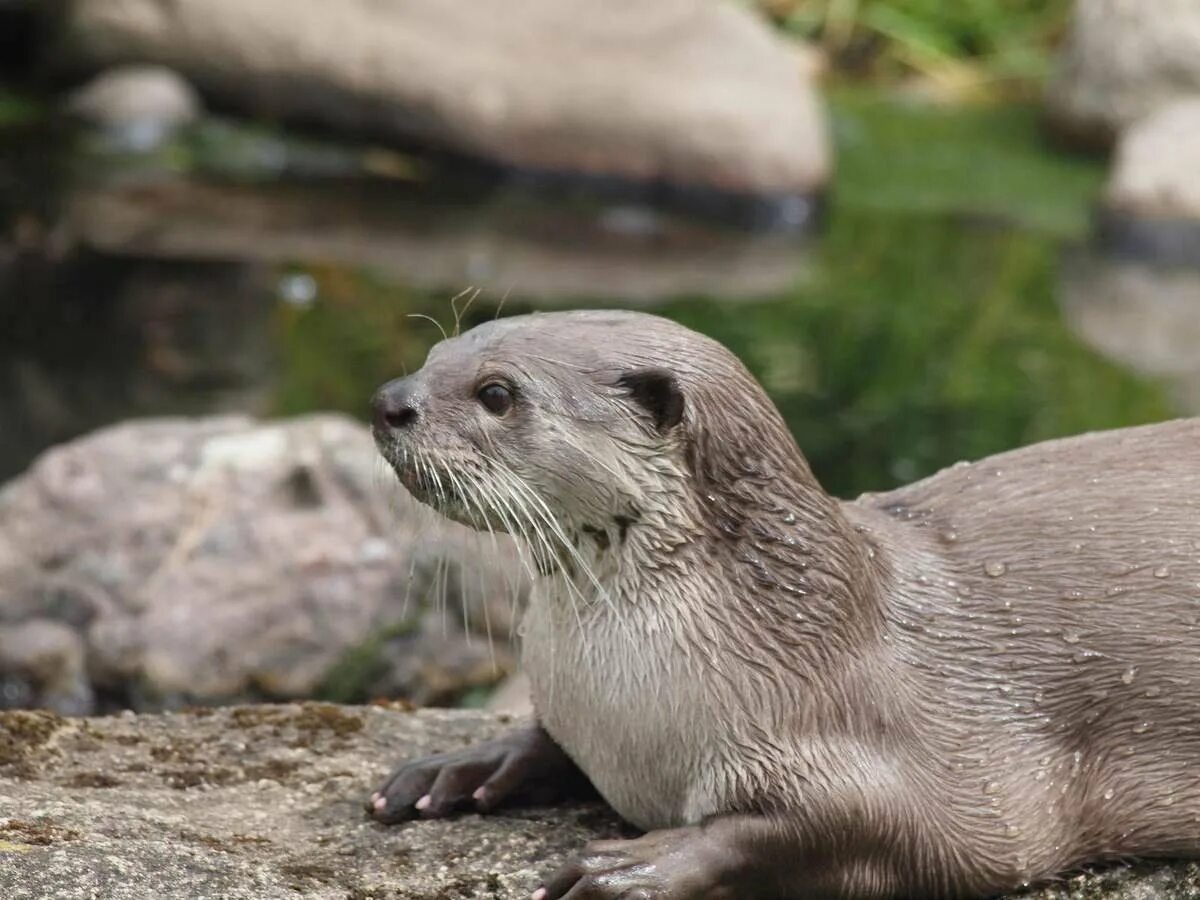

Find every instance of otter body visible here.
[367,310,1200,899]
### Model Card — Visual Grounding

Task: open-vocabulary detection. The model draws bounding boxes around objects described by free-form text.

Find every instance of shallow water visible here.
[0,90,1185,497]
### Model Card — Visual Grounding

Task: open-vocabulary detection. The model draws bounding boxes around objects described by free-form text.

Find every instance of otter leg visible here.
[535,814,893,900]
[367,724,592,824]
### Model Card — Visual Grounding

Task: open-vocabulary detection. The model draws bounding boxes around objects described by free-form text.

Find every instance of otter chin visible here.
[365,309,1200,900]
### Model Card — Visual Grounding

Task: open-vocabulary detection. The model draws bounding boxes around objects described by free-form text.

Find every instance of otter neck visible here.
[540,443,889,662]
[697,455,887,644]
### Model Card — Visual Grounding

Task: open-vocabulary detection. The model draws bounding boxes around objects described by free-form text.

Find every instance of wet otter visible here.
[366,309,1200,899]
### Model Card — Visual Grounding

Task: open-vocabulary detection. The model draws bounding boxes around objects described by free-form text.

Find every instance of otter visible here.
[365,309,1200,899]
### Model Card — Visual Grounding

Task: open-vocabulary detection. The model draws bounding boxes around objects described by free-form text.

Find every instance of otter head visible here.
[370,310,816,562]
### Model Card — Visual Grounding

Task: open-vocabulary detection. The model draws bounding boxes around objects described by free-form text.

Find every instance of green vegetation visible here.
[833,92,1105,237]
[763,0,1072,97]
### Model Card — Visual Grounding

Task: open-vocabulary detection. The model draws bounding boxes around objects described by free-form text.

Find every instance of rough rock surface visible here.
[1104,98,1200,223]
[1045,0,1200,147]
[1,705,1196,899]
[0,416,525,714]
[52,0,829,203]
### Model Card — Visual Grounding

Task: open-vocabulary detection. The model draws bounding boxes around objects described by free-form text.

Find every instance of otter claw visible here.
[368,724,589,824]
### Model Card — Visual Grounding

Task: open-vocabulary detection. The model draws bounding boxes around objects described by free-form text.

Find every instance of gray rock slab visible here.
[1,705,1196,899]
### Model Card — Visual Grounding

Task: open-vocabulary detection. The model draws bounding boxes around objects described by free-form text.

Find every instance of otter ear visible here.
[617,368,684,433]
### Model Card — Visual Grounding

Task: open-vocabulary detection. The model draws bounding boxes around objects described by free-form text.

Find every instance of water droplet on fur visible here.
[1062,589,1086,601]
[940,530,959,544]
[1153,566,1170,579]
[1063,630,1081,644]
[983,780,1001,795]
[1071,542,1084,553]
[1145,686,1162,698]
[1005,823,1019,835]
[1131,722,1151,734]
[781,511,796,525]
[1121,667,1138,685]
[1072,649,1102,663]
[1103,789,1115,800]
[984,561,1007,577]
[1106,586,1128,597]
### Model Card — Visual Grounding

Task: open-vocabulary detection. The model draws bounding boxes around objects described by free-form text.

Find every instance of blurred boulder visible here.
[0,415,526,714]
[65,64,202,151]
[1045,0,1200,148]
[1096,98,1200,266]
[1060,249,1200,415]
[52,0,829,212]
[1106,98,1200,221]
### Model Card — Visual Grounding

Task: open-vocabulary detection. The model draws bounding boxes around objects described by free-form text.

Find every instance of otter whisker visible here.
[449,286,482,337]
[406,312,448,342]
[477,461,589,634]
[473,470,577,695]
[460,467,529,648]
[459,472,502,672]
[413,452,451,628]
[498,466,608,599]
[443,462,508,653]
[437,463,470,628]
[487,462,611,618]
[493,286,512,321]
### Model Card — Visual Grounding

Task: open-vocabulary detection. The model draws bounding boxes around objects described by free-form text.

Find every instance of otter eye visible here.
[477,383,513,415]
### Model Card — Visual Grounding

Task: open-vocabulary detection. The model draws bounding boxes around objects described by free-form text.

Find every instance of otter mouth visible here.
[390,459,463,510]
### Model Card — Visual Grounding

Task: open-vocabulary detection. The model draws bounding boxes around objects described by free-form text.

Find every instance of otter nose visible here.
[372,378,418,431]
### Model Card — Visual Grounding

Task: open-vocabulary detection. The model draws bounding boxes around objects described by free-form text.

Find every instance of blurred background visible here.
[1,0,1197,719]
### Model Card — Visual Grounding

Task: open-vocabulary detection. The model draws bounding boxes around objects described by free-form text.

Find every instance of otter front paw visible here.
[536,827,741,900]
[367,724,586,824]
